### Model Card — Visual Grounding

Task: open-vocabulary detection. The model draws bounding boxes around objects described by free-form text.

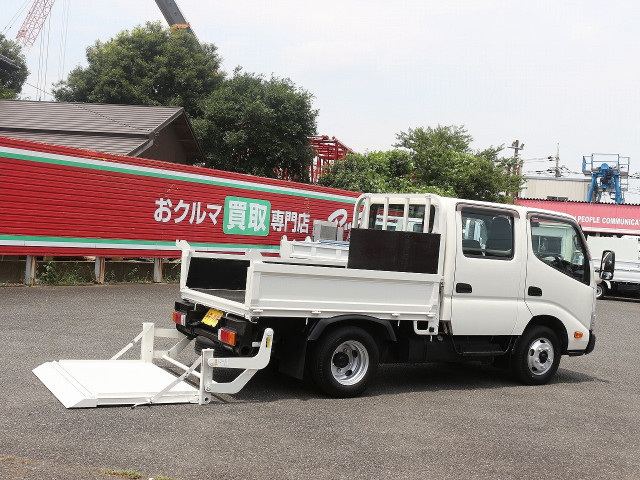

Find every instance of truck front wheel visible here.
[595,282,606,299]
[309,326,379,398]
[511,326,560,385]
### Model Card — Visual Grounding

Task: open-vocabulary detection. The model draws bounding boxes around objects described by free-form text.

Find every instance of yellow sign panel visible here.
[202,309,223,327]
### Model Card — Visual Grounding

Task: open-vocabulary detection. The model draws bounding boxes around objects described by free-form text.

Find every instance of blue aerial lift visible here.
[582,154,629,204]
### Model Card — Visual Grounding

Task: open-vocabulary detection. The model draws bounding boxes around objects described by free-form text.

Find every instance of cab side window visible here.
[461,209,514,259]
[531,216,589,284]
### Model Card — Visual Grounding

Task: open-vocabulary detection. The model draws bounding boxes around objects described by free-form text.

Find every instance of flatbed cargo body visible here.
[180,252,441,324]
[587,236,640,297]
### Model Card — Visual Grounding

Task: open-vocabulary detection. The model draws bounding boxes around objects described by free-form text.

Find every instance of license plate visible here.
[202,308,223,327]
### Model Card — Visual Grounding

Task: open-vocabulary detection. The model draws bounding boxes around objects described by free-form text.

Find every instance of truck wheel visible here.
[596,282,606,299]
[310,326,379,398]
[511,326,560,385]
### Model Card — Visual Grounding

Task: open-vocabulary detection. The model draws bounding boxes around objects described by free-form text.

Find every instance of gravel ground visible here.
[0,284,638,480]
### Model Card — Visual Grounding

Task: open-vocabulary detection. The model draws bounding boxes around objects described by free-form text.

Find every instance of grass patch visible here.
[1,455,29,464]
[124,266,152,283]
[39,260,93,285]
[102,469,143,479]
[101,469,179,480]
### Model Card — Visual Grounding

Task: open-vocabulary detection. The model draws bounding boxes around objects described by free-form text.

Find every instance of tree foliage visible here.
[52,22,222,118]
[320,125,522,202]
[319,150,450,196]
[193,68,318,181]
[0,33,28,99]
[395,125,522,202]
[52,23,318,179]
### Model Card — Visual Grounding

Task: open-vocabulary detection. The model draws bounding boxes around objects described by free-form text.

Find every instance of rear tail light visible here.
[172,311,186,326]
[218,328,236,346]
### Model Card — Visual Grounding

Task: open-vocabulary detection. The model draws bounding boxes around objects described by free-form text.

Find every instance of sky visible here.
[3,0,640,200]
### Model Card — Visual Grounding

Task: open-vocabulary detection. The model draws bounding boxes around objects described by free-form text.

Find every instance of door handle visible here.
[528,286,542,296]
[456,283,472,294]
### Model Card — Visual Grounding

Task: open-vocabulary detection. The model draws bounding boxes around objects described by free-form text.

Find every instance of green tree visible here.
[52,22,222,118]
[193,68,318,181]
[319,150,451,196]
[395,125,522,202]
[0,33,28,99]
[319,125,522,201]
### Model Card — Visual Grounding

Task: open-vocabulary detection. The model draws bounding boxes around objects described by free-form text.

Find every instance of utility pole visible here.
[507,140,524,198]
[508,140,525,164]
[554,143,560,177]
[508,139,525,175]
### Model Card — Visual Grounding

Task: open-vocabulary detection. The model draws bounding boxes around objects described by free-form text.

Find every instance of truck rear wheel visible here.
[309,326,379,398]
[511,326,560,385]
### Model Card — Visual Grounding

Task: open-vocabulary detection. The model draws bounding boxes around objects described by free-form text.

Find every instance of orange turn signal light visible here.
[574,331,584,339]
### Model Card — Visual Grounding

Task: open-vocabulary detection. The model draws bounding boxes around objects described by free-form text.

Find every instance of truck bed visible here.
[191,288,246,304]
[610,260,640,284]
[180,251,442,324]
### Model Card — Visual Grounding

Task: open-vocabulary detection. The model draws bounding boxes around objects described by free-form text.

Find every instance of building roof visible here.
[0,99,203,160]
[523,175,590,183]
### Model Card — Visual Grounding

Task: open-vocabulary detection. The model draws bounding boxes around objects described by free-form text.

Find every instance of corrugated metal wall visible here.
[0,136,359,257]
[521,177,590,202]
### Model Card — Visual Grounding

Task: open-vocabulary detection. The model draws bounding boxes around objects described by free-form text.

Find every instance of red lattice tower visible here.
[310,135,353,183]
[16,0,57,50]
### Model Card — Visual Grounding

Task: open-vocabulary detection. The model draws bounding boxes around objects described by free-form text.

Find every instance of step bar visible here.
[33,322,273,408]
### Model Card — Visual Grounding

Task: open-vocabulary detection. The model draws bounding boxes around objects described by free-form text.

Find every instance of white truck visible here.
[34,193,605,408]
[587,236,640,298]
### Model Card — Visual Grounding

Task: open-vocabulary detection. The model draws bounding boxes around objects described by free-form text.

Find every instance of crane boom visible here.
[15,0,56,50]
[154,0,196,37]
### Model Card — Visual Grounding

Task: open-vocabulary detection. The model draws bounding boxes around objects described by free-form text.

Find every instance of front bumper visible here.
[585,330,596,354]
[567,330,596,356]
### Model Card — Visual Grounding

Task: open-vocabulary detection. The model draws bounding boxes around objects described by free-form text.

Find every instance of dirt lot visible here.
[1,284,639,480]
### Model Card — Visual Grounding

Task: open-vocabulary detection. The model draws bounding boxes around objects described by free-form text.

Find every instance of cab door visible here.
[449,206,525,335]
[524,215,594,331]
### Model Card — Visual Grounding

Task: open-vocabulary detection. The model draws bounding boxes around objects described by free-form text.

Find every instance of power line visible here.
[521,158,553,163]
[2,0,32,35]
[56,0,69,83]
[42,8,52,100]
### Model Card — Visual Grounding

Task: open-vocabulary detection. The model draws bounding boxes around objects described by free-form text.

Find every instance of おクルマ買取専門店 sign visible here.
[0,136,358,257]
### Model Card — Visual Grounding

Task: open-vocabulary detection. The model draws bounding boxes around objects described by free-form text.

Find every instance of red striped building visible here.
[0,136,359,258]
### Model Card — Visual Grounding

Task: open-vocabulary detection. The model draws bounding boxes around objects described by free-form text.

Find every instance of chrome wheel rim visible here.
[330,340,369,385]
[527,337,554,376]
[596,284,603,298]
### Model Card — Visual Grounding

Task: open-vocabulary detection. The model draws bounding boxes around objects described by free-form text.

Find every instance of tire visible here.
[595,282,606,299]
[309,326,379,398]
[511,326,560,385]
